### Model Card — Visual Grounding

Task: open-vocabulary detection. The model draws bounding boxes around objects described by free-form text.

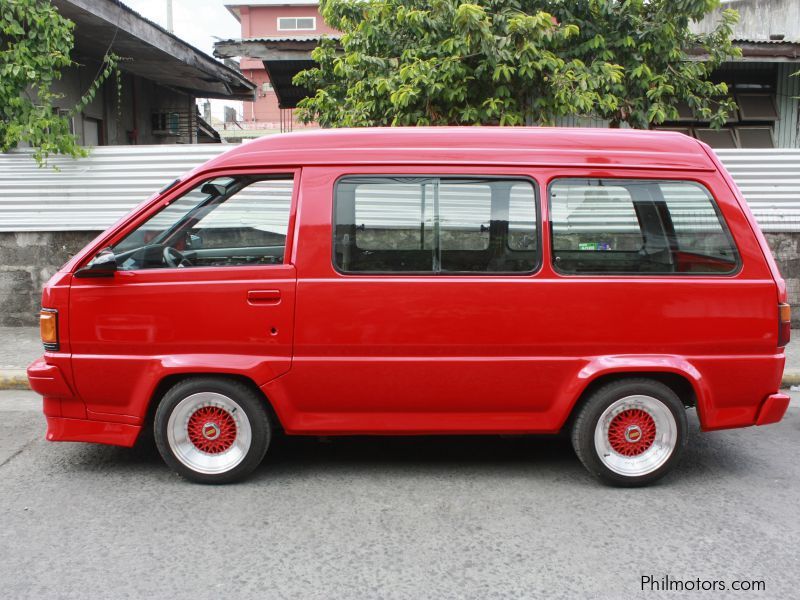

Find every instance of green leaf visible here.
[1,0,120,165]
[294,0,738,129]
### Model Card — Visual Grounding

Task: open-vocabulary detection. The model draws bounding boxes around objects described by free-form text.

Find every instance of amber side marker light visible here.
[778,303,791,348]
[40,309,58,351]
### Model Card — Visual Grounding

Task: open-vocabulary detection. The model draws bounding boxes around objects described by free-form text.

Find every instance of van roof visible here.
[202,127,715,172]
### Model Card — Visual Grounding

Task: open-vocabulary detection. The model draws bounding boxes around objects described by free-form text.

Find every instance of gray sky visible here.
[123,0,241,56]
[123,0,244,118]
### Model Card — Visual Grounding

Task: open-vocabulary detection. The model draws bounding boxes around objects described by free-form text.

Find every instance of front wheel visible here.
[154,377,271,484]
[571,379,687,487]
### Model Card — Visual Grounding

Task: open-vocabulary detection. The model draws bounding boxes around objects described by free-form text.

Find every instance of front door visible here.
[69,171,298,420]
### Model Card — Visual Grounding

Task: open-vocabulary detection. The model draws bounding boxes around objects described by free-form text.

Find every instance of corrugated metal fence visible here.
[0,145,798,233]
[715,149,800,231]
[0,146,225,232]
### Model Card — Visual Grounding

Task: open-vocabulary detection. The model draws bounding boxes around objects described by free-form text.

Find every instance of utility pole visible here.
[166,0,174,33]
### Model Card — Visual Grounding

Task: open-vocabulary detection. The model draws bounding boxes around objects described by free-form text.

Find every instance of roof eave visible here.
[689,40,800,62]
[53,0,255,100]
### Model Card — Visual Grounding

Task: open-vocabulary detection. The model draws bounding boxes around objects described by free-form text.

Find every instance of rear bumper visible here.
[755,393,790,426]
[45,416,140,447]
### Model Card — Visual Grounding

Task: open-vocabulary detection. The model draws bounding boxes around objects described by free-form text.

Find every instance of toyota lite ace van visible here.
[27,128,790,486]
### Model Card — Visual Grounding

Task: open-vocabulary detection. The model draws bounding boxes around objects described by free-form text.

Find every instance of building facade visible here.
[226,1,336,128]
[677,0,800,149]
[49,0,255,146]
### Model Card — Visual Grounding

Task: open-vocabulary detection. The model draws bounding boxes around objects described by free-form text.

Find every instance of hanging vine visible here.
[0,0,123,166]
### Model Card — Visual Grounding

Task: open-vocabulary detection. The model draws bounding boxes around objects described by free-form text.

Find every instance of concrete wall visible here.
[764,233,800,308]
[4,230,800,327]
[242,68,282,123]
[0,231,96,326]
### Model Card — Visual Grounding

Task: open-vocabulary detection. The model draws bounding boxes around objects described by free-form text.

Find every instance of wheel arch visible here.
[560,358,710,431]
[143,372,285,437]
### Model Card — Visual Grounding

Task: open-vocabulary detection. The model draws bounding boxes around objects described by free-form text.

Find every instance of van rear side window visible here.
[549,179,739,275]
[334,177,539,274]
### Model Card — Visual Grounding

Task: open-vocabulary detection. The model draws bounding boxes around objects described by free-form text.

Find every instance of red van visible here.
[27,128,790,486]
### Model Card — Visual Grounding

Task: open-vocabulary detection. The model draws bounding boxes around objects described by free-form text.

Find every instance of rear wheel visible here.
[154,377,271,484]
[571,379,687,487]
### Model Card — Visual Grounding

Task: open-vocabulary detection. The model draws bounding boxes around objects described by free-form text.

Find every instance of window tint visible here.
[111,175,292,270]
[508,185,538,251]
[335,177,538,274]
[439,182,491,252]
[550,178,738,275]
[353,180,434,253]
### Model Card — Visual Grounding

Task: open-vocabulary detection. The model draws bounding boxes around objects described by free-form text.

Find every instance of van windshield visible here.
[109,175,294,270]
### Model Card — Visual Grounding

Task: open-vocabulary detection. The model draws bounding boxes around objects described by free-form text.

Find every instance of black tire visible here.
[154,377,271,484]
[571,378,687,487]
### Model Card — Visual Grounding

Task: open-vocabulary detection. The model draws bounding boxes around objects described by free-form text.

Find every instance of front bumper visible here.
[30,356,141,447]
[45,417,141,447]
[27,357,72,398]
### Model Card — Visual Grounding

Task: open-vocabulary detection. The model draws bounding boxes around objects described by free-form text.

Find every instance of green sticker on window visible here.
[578,242,611,251]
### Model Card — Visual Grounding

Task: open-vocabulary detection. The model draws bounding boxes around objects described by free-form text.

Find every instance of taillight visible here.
[778,303,791,348]
[40,309,59,351]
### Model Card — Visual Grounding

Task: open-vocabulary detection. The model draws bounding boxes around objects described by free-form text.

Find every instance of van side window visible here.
[549,179,739,275]
[334,177,539,273]
[352,180,435,256]
[112,175,293,270]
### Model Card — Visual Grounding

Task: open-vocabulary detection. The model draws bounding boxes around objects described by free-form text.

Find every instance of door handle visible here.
[247,289,281,305]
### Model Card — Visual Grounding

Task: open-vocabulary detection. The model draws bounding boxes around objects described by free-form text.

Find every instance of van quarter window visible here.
[334,176,539,273]
[549,179,740,275]
[111,175,293,270]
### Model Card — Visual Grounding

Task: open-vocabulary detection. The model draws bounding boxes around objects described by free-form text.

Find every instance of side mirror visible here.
[200,182,227,197]
[75,249,117,278]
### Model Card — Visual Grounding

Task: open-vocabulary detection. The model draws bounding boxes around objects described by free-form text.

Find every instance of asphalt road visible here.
[1,390,798,600]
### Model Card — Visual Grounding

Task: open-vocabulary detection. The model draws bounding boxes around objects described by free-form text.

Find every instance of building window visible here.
[549,178,739,275]
[334,176,539,274]
[277,17,316,31]
[152,111,182,136]
[736,127,776,148]
[694,128,738,149]
[53,108,75,136]
[736,94,779,120]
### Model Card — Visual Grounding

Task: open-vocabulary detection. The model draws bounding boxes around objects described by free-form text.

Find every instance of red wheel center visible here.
[187,406,237,454]
[202,423,220,440]
[608,409,656,456]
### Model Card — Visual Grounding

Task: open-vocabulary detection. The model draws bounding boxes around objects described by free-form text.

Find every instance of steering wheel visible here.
[163,246,192,268]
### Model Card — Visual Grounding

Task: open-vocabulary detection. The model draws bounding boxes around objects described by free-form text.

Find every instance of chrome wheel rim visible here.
[594,394,677,477]
[167,392,252,475]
